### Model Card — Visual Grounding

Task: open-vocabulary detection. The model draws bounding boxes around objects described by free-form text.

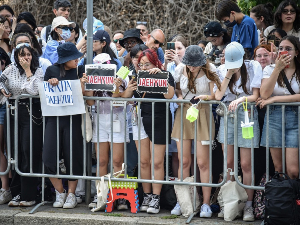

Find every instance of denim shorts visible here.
[0,104,6,125]
[261,105,298,148]
[217,106,260,148]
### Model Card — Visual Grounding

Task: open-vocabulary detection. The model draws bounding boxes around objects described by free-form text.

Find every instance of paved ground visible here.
[0,203,263,225]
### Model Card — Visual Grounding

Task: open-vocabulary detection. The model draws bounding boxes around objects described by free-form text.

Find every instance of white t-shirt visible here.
[215,60,262,102]
[174,63,216,100]
[262,64,300,96]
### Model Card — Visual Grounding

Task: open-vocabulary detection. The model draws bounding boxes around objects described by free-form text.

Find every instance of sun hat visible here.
[224,42,245,69]
[182,45,206,67]
[51,16,75,31]
[119,28,143,48]
[204,21,227,37]
[56,42,83,64]
[93,30,111,45]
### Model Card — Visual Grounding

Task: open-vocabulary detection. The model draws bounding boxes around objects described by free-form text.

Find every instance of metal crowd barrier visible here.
[6,94,229,220]
[233,102,300,191]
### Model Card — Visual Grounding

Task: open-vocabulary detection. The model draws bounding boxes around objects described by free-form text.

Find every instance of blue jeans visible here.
[126,133,138,176]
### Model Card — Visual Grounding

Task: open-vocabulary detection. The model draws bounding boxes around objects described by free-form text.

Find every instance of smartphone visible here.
[267,35,280,47]
[167,42,175,50]
[279,51,289,68]
[190,96,200,105]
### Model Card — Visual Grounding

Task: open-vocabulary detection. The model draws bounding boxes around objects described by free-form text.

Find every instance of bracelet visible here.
[26,74,33,81]
[205,95,209,101]
[225,77,230,80]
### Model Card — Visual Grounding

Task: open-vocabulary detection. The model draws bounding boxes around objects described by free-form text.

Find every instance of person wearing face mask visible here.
[216,0,258,58]
[42,16,75,64]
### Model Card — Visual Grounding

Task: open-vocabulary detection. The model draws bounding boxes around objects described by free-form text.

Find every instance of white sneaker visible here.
[53,190,67,208]
[75,194,83,204]
[63,193,77,209]
[171,202,181,215]
[218,206,224,218]
[243,206,255,221]
[0,189,12,204]
[88,195,97,208]
[19,200,36,207]
[200,204,212,218]
[8,194,21,207]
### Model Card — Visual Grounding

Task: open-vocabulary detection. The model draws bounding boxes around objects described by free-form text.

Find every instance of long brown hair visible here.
[277,36,300,87]
[227,60,250,95]
[186,62,221,93]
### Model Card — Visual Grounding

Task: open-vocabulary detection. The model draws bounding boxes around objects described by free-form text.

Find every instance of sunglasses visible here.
[57,26,74,31]
[282,9,296,15]
[137,21,147,25]
[113,38,122,43]
[151,35,164,47]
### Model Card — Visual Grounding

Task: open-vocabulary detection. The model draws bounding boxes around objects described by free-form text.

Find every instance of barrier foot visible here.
[185,211,198,224]
[29,201,50,214]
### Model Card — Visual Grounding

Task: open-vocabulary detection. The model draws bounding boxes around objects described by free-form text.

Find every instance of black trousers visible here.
[6,102,43,201]
[42,115,83,180]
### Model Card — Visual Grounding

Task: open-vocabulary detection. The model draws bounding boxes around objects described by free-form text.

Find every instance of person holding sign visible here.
[215,42,262,221]
[0,43,43,207]
[42,42,86,209]
[121,49,175,214]
[170,45,221,217]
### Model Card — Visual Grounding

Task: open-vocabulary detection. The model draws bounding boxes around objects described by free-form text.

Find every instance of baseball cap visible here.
[93,30,111,45]
[51,16,75,31]
[204,21,227,37]
[224,42,245,69]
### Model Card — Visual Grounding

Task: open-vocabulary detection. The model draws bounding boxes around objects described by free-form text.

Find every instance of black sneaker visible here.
[140,193,152,212]
[8,194,21,207]
[147,194,160,214]
[117,198,128,210]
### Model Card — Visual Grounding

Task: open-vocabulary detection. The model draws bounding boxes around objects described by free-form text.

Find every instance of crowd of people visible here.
[0,0,298,222]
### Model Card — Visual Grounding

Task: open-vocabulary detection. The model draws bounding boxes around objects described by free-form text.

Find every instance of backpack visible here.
[264,172,300,225]
[253,173,267,219]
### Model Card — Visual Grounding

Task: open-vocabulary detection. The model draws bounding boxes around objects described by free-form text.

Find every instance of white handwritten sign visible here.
[39,80,85,116]
[43,80,73,106]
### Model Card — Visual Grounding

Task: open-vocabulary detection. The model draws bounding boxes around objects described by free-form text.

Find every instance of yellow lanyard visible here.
[242,97,248,111]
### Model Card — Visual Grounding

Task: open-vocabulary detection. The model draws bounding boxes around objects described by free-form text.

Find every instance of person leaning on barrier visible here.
[258,35,300,179]
[42,42,87,209]
[0,43,43,207]
[170,45,221,218]
[0,47,11,205]
[214,42,262,221]
[120,49,175,214]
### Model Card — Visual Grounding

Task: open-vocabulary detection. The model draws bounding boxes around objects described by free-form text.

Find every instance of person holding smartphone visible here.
[215,42,262,221]
[258,35,300,179]
[171,45,221,217]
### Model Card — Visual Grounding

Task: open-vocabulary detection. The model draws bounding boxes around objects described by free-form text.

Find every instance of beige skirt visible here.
[171,103,215,141]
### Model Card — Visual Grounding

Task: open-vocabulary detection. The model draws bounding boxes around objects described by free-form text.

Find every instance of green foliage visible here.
[237,0,299,15]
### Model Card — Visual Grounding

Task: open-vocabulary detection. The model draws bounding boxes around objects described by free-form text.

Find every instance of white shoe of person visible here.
[53,190,67,208]
[63,193,77,209]
[171,202,181,215]
[200,204,212,218]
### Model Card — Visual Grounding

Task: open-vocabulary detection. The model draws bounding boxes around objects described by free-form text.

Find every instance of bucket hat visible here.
[119,28,143,48]
[182,45,206,67]
[56,42,83,64]
[224,42,245,69]
[204,21,227,37]
[51,16,75,31]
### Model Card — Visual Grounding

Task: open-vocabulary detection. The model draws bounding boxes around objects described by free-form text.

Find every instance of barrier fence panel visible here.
[9,94,228,217]
[233,102,300,191]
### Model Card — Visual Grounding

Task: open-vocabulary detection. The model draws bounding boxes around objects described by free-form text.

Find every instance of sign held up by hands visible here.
[85,64,116,91]
[137,71,169,94]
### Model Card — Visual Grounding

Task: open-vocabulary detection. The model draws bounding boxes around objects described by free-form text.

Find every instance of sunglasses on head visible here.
[57,26,74,31]
[151,35,164,47]
[137,21,147,25]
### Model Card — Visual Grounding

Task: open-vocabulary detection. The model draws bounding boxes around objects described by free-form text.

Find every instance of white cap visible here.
[51,16,75,31]
[224,42,245,69]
